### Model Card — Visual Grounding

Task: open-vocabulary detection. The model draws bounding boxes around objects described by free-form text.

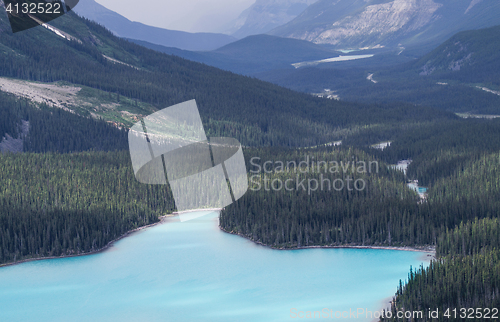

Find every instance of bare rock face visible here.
[275,0,442,46]
[0,120,29,153]
[269,0,500,52]
[310,0,442,45]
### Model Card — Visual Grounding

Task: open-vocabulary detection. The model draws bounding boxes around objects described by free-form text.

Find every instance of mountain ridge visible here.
[127,34,342,75]
[254,24,500,114]
[0,6,453,149]
[268,0,500,55]
[412,24,500,85]
[73,0,236,51]
[229,0,317,39]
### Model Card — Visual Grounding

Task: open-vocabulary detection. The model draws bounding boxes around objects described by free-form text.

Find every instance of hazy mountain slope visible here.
[269,0,500,55]
[0,77,157,127]
[0,7,454,148]
[230,0,317,39]
[258,25,500,114]
[268,0,368,42]
[350,24,500,113]
[128,34,341,75]
[73,0,236,51]
[413,25,500,85]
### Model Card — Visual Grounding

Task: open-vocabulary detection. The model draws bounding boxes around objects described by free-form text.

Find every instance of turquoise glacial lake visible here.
[0,211,430,322]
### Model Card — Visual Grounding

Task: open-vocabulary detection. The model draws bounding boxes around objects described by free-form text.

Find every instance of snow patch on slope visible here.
[465,0,483,14]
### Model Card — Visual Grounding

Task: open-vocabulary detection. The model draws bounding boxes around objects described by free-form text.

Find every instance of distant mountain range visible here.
[0,5,405,148]
[256,24,500,114]
[128,34,341,75]
[269,0,500,55]
[73,0,236,51]
[228,0,317,39]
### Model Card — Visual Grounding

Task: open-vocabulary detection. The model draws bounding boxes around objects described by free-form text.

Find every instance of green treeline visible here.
[382,218,500,322]
[437,218,500,257]
[0,152,174,265]
[0,9,454,147]
[423,152,500,230]
[0,93,29,140]
[387,120,500,186]
[24,105,128,153]
[338,78,500,115]
[0,92,128,153]
[220,147,428,247]
[347,119,500,186]
[221,147,500,249]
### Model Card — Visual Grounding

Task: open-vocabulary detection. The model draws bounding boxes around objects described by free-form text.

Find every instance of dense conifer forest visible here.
[0,92,128,153]
[24,105,128,153]
[220,133,500,317]
[221,146,500,249]
[0,4,498,317]
[381,218,500,321]
[220,147,425,247]
[346,119,500,185]
[0,151,174,265]
[0,9,455,147]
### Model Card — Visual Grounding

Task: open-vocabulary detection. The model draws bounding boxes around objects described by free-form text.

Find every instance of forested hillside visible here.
[412,25,500,86]
[0,7,454,147]
[24,106,128,153]
[220,146,427,247]
[382,218,500,321]
[259,25,500,115]
[0,151,174,265]
[221,136,500,249]
[0,91,128,153]
[347,119,500,185]
[0,92,26,140]
[1,2,499,317]
[384,151,500,321]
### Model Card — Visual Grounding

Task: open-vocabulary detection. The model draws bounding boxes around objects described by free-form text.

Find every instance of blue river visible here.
[0,211,430,322]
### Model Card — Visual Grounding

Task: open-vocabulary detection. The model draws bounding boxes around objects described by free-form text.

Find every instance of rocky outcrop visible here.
[269,0,500,52]
[298,0,441,45]
[0,120,29,153]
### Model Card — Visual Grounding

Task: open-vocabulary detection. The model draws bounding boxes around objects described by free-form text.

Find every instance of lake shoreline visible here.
[0,209,223,268]
[0,214,175,268]
[219,227,436,256]
[0,210,435,268]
